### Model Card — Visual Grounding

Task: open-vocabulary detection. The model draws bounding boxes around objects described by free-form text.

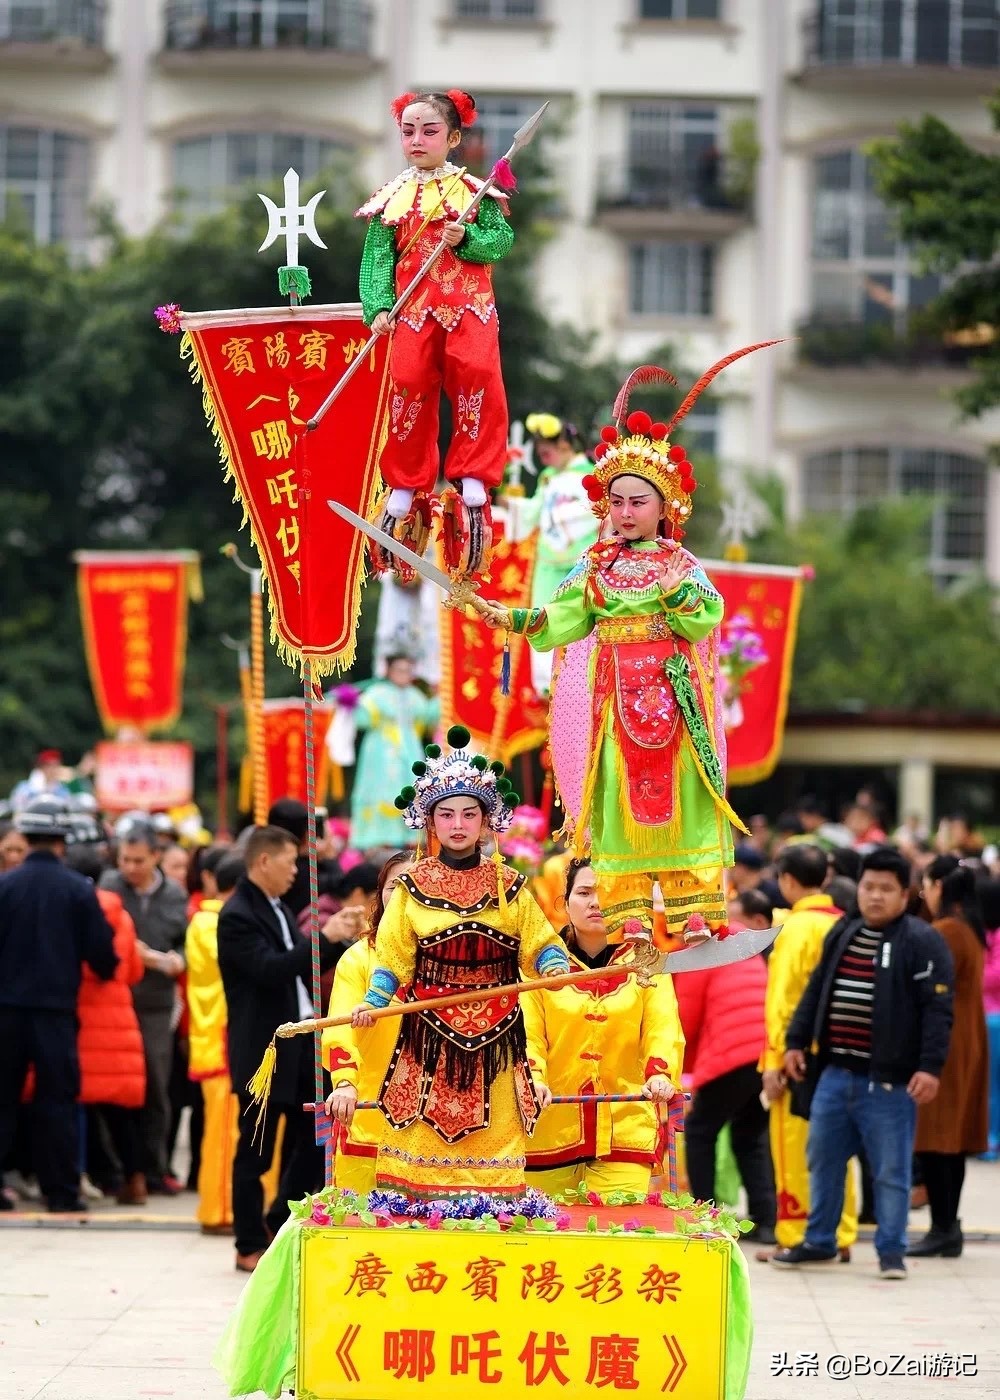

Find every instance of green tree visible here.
[870,98,1000,420]
[750,494,1000,713]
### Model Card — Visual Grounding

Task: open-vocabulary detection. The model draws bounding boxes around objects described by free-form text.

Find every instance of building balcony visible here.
[791,313,981,383]
[799,1,999,93]
[595,155,752,237]
[160,1,378,75]
[0,1,110,71]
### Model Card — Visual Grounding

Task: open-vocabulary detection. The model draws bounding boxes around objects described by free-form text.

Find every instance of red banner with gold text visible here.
[178,306,391,674]
[439,525,548,762]
[703,560,805,786]
[262,699,334,810]
[75,551,201,734]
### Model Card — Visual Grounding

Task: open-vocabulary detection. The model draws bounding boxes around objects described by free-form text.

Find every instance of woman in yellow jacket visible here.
[322,852,413,1195]
[523,860,685,1199]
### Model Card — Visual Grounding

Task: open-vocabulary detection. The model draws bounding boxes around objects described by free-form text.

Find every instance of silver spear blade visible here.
[505,102,549,158]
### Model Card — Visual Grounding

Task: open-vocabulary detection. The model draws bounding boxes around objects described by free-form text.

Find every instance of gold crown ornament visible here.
[581,341,782,541]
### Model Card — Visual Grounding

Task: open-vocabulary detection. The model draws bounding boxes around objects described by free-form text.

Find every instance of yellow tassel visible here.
[492,847,508,912]
[245,1040,277,1143]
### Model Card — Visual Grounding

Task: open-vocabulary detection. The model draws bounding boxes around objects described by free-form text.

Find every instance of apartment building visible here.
[2,0,998,582]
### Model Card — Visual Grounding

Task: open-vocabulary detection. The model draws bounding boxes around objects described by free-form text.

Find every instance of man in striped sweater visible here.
[773,848,953,1280]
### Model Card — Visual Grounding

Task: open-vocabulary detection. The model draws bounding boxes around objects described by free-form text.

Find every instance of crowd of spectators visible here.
[1,776,996,1284]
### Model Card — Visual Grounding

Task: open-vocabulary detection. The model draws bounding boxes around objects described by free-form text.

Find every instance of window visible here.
[0,1,104,44]
[628,241,714,316]
[457,95,539,172]
[627,103,720,204]
[679,399,718,459]
[164,0,372,52]
[638,0,720,18]
[813,0,999,68]
[0,126,90,248]
[811,148,944,328]
[453,0,539,19]
[173,131,345,220]
[803,446,986,580]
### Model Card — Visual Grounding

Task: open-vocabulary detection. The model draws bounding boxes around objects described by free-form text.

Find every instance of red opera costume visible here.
[358,165,513,499]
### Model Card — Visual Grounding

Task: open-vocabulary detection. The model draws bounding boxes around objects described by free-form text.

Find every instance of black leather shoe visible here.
[770,1243,838,1268]
[906,1222,963,1258]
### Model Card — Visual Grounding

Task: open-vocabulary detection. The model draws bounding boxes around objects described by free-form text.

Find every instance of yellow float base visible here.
[297,1225,731,1398]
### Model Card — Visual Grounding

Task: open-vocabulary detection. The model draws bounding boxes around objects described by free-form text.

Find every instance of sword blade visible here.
[326,499,455,592]
[659,923,777,974]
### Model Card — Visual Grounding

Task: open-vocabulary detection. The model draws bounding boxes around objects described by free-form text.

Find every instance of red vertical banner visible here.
[439,526,548,761]
[703,560,806,785]
[178,306,391,674]
[261,699,334,808]
[75,551,201,734]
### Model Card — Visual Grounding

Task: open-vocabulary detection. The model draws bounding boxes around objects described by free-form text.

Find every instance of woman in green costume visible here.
[475,349,776,945]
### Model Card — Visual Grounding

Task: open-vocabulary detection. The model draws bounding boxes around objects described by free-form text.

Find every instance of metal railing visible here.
[0,0,106,45]
[163,0,372,54]
[596,154,752,214]
[803,1,998,70]
[796,313,976,368]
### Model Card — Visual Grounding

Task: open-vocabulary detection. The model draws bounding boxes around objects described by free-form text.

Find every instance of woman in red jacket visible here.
[674,940,776,1243]
[69,846,148,1204]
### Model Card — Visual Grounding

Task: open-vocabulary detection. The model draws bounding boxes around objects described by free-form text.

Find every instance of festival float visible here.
[159,90,767,1400]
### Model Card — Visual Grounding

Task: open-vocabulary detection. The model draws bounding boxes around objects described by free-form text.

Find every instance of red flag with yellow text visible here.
[260,698,334,810]
[75,551,201,734]
[703,560,805,785]
[439,525,548,762]
[178,306,391,674]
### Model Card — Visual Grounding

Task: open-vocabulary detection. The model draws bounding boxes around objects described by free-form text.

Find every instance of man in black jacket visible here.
[773,847,953,1280]
[218,824,342,1272]
[0,798,117,1212]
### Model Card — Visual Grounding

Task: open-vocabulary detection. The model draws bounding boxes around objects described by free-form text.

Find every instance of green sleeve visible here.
[358,218,397,325]
[660,575,724,644]
[517,567,595,652]
[455,196,514,264]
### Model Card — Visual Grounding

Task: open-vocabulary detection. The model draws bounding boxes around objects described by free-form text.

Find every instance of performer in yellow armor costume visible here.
[350,726,570,1200]
[523,860,685,1199]
[323,853,414,1196]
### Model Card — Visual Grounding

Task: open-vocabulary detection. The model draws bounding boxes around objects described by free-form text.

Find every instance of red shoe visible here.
[149,1174,184,1197]
[621,917,652,944]
[682,914,712,946]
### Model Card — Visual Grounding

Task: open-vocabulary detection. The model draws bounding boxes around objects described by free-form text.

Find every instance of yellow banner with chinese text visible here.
[298,1226,728,1399]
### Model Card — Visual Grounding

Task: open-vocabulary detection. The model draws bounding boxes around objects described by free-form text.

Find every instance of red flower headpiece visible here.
[390,89,478,128]
[390,91,419,124]
[447,89,478,128]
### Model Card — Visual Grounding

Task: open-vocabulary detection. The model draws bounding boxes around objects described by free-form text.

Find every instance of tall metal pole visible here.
[223,546,268,824]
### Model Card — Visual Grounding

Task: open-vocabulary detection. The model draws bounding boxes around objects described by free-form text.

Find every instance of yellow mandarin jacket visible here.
[762,893,842,1072]
[321,939,400,1159]
[522,946,685,1168]
[185,899,227,1079]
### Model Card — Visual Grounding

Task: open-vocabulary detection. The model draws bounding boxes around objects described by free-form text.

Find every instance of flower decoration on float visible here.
[394,724,520,834]
[581,341,784,541]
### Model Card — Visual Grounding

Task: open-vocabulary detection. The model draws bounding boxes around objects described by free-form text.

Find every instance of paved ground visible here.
[2,1159,999,1400]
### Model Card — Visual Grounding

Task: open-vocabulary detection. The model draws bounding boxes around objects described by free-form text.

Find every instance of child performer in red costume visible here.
[357,90,515,574]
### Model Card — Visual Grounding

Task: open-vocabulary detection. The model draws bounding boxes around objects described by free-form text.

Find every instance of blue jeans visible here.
[805,1065,915,1261]
[986,1012,1000,1152]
